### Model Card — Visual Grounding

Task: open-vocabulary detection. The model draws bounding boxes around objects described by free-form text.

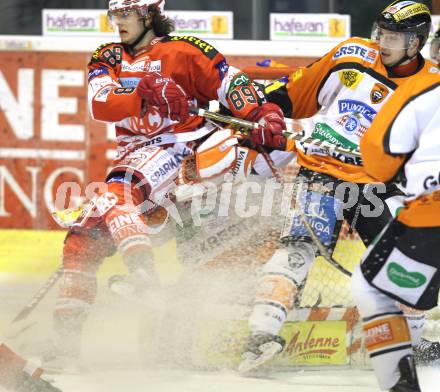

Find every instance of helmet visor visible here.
[430,37,440,61]
[107,8,140,27]
[376,27,417,50]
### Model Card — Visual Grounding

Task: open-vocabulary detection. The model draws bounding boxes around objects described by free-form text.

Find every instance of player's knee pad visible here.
[261,241,316,287]
[105,206,151,255]
[352,265,399,318]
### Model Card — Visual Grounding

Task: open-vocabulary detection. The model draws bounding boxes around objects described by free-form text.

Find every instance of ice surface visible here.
[47,367,439,392]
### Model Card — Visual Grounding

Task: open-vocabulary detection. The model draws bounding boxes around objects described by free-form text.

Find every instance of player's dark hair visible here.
[149,4,174,36]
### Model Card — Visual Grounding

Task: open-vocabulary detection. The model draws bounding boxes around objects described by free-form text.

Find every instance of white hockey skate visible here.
[238,332,285,374]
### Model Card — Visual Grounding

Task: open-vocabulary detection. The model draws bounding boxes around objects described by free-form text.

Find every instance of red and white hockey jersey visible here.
[87,35,257,158]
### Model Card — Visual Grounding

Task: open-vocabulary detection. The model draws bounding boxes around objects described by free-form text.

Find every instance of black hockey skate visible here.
[389,355,421,392]
[413,337,440,365]
[238,332,285,374]
[14,371,62,392]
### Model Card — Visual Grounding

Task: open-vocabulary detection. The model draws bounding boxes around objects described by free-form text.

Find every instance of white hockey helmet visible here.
[108,0,165,17]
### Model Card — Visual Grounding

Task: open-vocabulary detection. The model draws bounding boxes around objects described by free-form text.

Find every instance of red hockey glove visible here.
[137,72,189,123]
[248,103,287,150]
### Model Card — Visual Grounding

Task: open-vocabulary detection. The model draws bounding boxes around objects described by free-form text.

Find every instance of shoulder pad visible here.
[89,42,125,67]
[161,35,219,60]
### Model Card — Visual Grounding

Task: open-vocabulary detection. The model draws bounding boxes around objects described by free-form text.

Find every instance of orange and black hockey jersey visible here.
[361,72,440,227]
[266,37,439,183]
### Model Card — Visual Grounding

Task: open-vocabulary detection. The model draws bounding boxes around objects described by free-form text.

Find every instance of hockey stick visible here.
[11,266,63,324]
[190,107,361,158]
[256,147,353,278]
[192,106,354,277]
[299,211,352,278]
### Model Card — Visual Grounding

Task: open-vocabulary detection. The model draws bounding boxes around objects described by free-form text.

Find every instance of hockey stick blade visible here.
[190,107,361,158]
[300,214,352,278]
[11,266,64,323]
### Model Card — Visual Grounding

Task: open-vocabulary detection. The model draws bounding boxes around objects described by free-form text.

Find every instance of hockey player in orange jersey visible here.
[45,0,286,369]
[240,0,440,373]
[0,340,61,391]
[353,72,440,392]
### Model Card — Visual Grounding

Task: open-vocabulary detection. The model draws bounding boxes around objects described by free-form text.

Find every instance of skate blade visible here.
[238,343,282,374]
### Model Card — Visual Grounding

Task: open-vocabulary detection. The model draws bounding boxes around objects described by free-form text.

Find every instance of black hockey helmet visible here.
[375,1,431,50]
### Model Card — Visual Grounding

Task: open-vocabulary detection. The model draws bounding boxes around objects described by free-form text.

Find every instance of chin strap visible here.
[387,51,420,76]
[390,52,412,68]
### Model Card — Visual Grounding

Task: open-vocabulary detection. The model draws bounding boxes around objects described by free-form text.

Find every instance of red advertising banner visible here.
[0,50,312,230]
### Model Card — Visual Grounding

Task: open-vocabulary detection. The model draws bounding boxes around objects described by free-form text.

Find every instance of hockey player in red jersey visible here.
[240,0,440,373]
[44,0,286,369]
[0,341,61,391]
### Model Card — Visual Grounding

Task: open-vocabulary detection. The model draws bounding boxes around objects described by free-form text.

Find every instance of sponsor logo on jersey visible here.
[387,262,427,288]
[338,99,377,122]
[215,59,229,80]
[312,122,359,150]
[338,70,363,89]
[113,87,135,95]
[333,44,378,63]
[128,107,166,136]
[167,36,218,59]
[95,86,113,103]
[148,157,179,185]
[336,114,367,137]
[370,83,389,104]
[88,67,109,81]
[120,77,141,87]
[343,116,360,135]
[121,59,162,73]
